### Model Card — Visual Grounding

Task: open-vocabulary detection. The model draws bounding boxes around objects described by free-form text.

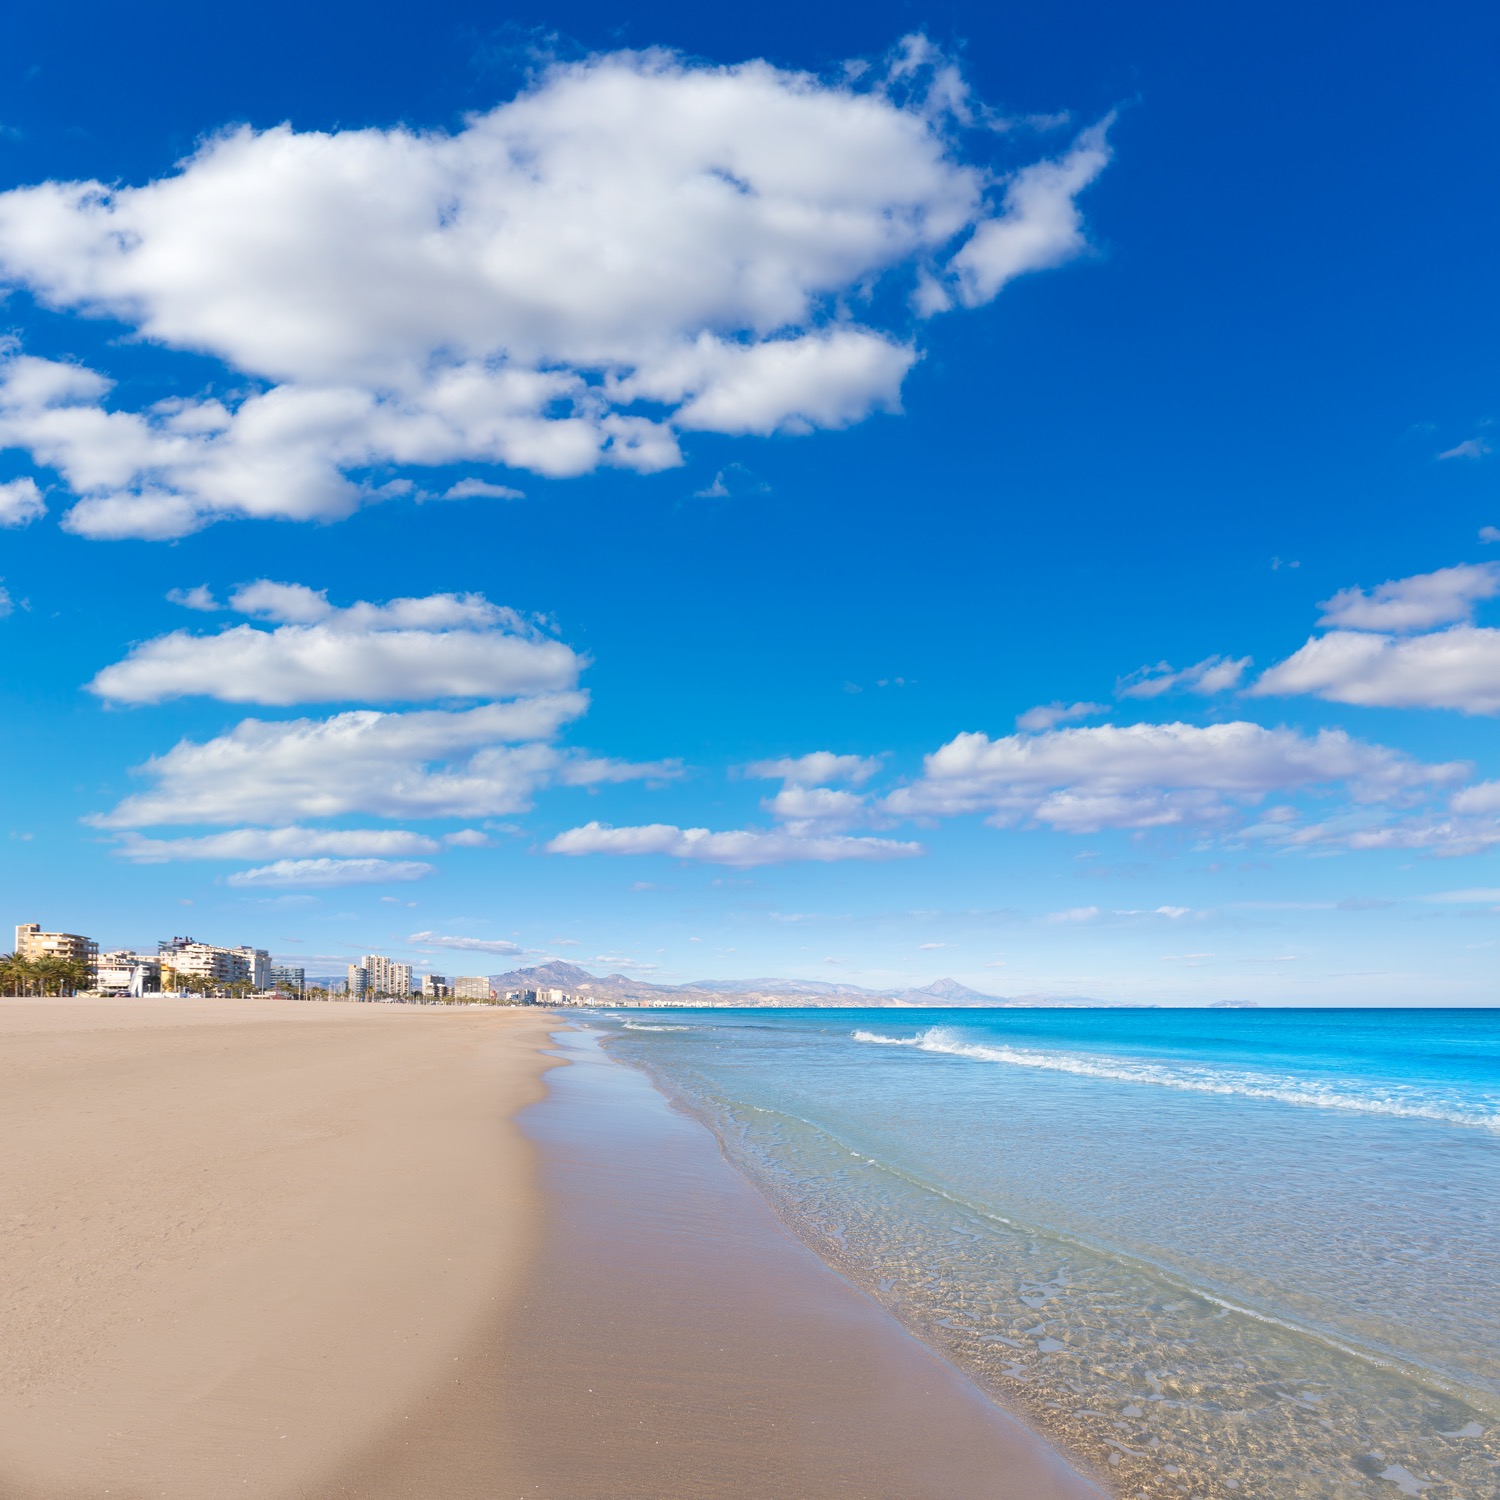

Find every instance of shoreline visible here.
[0,997,1105,1499]
[334,1023,1105,1499]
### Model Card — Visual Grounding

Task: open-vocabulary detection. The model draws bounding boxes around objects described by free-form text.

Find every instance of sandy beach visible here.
[0,998,1101,1500]
[0,996,555,1498]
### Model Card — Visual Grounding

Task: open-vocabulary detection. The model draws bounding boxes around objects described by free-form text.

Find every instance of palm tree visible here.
[0,952,27,995]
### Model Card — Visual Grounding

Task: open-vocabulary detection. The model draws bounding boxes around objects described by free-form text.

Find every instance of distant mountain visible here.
[484,963,1138,1008]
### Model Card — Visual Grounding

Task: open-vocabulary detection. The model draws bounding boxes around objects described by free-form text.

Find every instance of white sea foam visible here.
[851,1028,1500,1132]
[622,1021,694,1031]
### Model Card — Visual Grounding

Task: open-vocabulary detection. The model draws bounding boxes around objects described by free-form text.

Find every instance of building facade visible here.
[159,937,269,991]
[269,964,305,996]
[421,973,450,999]
[15,923,98,979]
[359,954,413,998]
[96,950,161,997]
[453,975,492,1000]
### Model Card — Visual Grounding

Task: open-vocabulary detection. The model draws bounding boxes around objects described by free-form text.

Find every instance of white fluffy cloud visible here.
[1254,626,1500,714]
[745,751,881,785]
[0,45,1110,539]
[89,697,670,827]
[0,475,43,526]
[90,586,580,705]
[1316,563,1500,632]
[1116,655,1250,699]
[884,721,1462,833]
[226,857,434,888]
[1015,700,1107,732]
[546,820,921,866]
[1251,560,1500,713]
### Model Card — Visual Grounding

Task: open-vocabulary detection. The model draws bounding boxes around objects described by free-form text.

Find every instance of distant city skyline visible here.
[1,1,1497,1005]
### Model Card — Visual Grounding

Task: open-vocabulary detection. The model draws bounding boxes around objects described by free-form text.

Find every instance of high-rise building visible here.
[453,975,492,1000]
[15,923,98,979]
[360,954,413,998]
[347,964,370,999]
[269,964,305,995]
[421,973,449,999]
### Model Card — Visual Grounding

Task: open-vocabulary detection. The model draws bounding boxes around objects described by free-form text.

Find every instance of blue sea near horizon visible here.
[585,1006,1500,1500]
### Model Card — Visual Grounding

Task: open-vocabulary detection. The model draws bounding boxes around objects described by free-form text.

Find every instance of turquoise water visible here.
[589,1007,1500,1499]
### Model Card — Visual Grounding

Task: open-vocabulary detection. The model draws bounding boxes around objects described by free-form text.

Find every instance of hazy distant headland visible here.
[472,961,1180,1009]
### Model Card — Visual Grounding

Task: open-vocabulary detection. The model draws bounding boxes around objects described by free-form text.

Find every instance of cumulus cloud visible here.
[1116,655,1250,699]
[89,585,580,705]
[763,784,870,833]
[1316,563,1500,632]
[546,821,921,866]
[408,931,525,955]
[1015,700,1106,732]
[114,826,443,862]
[884,721,1462,834]
[166,584,219,611]
[1481,526,1500,544]
[225,857,434,888]
[0,475,43,526]
[746,751,881,785]
[1253,627,1500,714]
[0,45,1110,539]
[87,696,648,827]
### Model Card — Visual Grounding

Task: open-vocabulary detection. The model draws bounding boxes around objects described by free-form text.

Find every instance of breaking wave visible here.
[851,1027,1500,1132]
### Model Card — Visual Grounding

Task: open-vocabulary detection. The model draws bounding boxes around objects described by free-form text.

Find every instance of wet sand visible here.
[333,1026,1104,1500]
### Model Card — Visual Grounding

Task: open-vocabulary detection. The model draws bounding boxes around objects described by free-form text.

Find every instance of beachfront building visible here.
[159,937,270,992]
[15,923,99,981]
[96,950,161,996]
[453,975,493,1001]
[269,964,305,996]
[359,954,413,999]
[421,973,450,1000]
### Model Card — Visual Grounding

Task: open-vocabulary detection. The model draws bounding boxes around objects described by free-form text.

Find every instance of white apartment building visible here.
[15,923,98,975]
[159,937,269,991]
[421,973,450,999]
[453,975,492,1001]
[360,954,412,998]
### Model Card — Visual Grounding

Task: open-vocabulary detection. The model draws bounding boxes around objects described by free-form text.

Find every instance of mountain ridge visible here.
[484,961,1143,1008]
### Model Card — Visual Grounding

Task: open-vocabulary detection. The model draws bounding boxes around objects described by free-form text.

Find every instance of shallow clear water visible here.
[589,1007,1500,1500]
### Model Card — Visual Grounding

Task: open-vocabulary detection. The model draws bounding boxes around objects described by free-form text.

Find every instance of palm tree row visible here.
[0,952,95,996]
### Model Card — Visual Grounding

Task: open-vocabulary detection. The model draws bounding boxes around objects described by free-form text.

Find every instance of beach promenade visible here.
[0,998,1100,1499]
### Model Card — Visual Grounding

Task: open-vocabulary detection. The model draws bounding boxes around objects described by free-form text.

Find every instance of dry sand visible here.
[0,996,554,1499]
[1,998,1103,1500]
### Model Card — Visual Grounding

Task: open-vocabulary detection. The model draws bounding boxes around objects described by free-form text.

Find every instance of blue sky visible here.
[1,0,1497,1004]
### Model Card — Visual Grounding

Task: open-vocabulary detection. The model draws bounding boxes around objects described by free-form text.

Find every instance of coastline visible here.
[336,1024,1105,1499]
[0,997,1104,1499]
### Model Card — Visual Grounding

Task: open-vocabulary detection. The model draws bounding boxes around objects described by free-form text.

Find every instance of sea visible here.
[580,1006,1500,1500]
